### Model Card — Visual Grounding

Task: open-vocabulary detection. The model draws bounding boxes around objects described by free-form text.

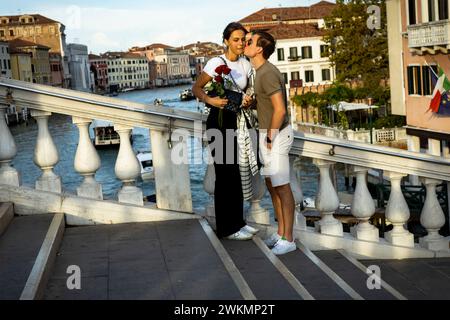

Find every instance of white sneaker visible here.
[263,233,282,247]
[226,230,253,240]
[241,225,259,235]
[271,239,296,255]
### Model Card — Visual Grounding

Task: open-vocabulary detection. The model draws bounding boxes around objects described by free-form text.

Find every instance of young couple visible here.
[192,22,296,255]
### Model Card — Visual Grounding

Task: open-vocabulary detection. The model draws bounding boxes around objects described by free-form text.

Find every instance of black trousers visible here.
[206,108,245,238]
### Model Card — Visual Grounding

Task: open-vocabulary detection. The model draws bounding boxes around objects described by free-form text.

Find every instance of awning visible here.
[327,101,379,112]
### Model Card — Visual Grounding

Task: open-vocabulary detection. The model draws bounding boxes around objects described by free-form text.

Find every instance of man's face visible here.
[244,34,260,59]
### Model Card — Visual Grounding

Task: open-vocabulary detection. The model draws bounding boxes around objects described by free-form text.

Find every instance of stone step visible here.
[359,257,450,300]
[220,237,303,300]
[313,250,398,300]
[0,214,53,300]
[44,220,243,300]
[0,202,14,236]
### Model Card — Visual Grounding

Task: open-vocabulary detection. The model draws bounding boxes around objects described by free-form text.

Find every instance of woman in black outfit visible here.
[192,22,258,240]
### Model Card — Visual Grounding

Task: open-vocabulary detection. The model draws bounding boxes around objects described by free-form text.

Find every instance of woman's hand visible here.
[207,96,228,109]
[242,94,254,109]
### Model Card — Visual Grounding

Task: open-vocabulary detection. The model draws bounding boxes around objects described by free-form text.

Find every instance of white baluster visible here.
[350,166,379,242]
[31,110,61,193]
[313,159,343,236]
[203,162,216,224]
[73,117,103,200]
[291,156,306,230]
[384,171,414,247]
[114,125,143,206]
[0,103,20,186]
[247,172,270,225]
[419,178,449,251]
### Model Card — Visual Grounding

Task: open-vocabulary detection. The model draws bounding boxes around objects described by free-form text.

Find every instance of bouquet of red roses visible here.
[205,64,242,127]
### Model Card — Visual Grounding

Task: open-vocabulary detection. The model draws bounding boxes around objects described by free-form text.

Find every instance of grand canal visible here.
[9,84,344,214]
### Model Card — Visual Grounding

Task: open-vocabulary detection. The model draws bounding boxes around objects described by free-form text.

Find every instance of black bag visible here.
[223,89,243,113]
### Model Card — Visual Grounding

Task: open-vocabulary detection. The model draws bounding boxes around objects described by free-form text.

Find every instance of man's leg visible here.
[265,177,284,236]
[274,183,295,242]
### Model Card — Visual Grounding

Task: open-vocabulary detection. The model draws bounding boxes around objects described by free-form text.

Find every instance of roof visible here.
[8,38,51,50]
[100,51,145,59]
[0,14,60,25]
[265,23,325,40]
[130,43,174,51]
[327,101,379,112]
[239,1,335,24]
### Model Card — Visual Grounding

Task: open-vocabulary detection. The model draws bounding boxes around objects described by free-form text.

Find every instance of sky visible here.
[1,0,335,54]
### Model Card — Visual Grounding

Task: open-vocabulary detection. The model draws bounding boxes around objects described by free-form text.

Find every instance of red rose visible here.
[214,75,223,83]
[215,65,225,74]
[222,66,231,75]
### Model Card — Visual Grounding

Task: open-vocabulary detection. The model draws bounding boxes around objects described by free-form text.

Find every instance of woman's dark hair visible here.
[253,31,276,59]
[223,22,248,41]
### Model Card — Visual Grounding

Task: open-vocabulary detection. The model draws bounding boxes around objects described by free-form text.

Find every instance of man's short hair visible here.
[254,31,276,59]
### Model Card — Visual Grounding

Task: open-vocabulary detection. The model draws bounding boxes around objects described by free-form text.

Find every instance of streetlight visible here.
[368,97,373,144]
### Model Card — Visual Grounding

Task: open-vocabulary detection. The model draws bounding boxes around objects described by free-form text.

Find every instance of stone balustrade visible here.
[1,77,450,259]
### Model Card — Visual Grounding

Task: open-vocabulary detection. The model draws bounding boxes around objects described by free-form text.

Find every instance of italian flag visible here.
[429,67,450,113]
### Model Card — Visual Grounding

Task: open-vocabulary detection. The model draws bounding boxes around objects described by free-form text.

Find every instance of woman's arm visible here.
[192,72,228,109]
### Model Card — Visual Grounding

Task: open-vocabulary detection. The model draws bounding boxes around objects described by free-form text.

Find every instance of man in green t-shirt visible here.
[244,31,296,255]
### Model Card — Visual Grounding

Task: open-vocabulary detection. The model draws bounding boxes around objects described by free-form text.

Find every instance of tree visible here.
[323,0,389,102]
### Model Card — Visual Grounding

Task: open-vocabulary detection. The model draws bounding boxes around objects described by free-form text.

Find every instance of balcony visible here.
[287,56,300,61]
[407,19,450,54]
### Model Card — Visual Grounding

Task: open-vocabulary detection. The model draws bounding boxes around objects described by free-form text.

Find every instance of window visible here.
[322,69,331,81]
[289,47,298,60]
[7,60,11,70]
[320,45,329,58]
[408,0,417,25]
[282,73,288,84]
[0,30,4,37]
[291,71,300,80]
[407,65,422,95]
[9,29,14,36]
[277,48,285,61]
[428,0,436,21]
[438,0,449,20]
[422,65,438,96]
[302,46,313,59]
[305,70,314,83]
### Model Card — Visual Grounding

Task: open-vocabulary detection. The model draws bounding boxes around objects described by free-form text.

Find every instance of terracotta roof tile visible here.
[7,38,50,50]
[239,1,335,24]
[265,23,325,40]
[0,14,60,25]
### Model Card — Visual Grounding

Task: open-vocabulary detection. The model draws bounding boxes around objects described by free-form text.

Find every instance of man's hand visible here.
[242,94,253,109]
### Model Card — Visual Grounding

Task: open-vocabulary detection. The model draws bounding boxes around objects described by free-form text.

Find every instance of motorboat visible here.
[179,89,195,101]
[154,98,163,106]
[91,119,121,148]
[136,150,154,180]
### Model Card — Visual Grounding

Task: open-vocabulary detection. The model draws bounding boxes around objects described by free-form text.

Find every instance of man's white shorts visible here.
[259,125,294,187]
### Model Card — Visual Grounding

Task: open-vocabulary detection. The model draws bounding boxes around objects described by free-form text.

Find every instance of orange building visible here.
[387,0,450,156]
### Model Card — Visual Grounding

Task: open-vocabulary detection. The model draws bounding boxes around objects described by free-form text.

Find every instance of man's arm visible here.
[268,91,286,142]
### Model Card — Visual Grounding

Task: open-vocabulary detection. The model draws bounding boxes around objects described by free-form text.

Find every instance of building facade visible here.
[67,44,92,92]
[266,24,334,90]
[8,38,51,85]
[49,53,63,87]
[387,0,450,157]
[101,52,149,90]
[0,41,12,78]
[0,14,71,87]
[89,54,109,93]
[10,50,32,82]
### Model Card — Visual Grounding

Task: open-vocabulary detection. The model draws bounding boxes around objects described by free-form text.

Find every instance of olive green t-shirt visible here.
[254,61,290,130]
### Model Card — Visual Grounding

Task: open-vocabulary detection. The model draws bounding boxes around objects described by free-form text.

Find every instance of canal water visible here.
[9,84,345,214]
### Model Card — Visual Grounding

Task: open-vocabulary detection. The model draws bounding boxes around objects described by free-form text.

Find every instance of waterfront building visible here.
[101,51,149,90]
[0,41,12,79]
[176,42,224,79]
[10,49,32,83]
[49,53,63,87]
[88,54,109,93]
[67,43,92,92]
[386,0,450,157]
[0,14,71,87]
[8,38,51,85]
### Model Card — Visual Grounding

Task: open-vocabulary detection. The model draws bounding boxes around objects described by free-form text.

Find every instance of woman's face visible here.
[224,29,246,56]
